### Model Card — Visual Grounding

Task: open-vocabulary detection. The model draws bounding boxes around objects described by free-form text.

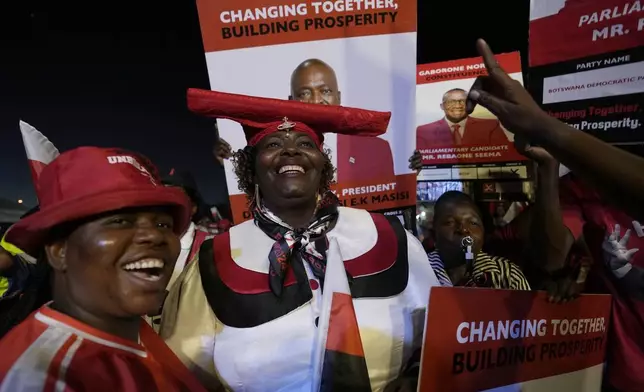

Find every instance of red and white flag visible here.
[19,120,60,198]
[312,238,371,392]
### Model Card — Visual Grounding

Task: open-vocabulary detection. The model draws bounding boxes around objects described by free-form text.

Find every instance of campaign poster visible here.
[193,0,418,224]
[415,52,529,182]
[528,0,644,144]
[418,288,611,392]
[416,52,528,181]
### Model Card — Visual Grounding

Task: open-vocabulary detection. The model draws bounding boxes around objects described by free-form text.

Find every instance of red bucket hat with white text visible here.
[4,147,192,254]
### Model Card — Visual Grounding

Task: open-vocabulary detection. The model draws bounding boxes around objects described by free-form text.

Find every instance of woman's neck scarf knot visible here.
[253,191,339,297]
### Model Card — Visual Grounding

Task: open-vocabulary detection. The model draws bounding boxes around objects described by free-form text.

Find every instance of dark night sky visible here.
[0,0,529,208]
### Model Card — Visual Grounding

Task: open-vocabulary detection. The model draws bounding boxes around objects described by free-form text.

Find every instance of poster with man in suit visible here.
[415,52,528,181]
[417,88,509,147]
[193,0,419,223]
[289,58,397,185]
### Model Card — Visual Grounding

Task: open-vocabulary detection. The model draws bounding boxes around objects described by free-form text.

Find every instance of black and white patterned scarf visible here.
[254,192,339,297]
[427,250,495,288]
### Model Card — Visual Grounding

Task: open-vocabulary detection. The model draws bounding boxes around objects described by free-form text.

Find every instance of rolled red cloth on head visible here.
[186,88,391,148]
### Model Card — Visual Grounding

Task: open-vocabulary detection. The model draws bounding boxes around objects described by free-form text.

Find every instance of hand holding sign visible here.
[467,39,553,143]
[213,137,233,166]
[408,150,422,172]
[545,273,584,304]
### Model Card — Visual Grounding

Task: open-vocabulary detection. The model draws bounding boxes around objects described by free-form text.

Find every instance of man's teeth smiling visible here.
[278,165,305,174]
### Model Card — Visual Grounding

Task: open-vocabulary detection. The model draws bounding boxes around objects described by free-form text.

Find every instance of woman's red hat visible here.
[186,88,392,148]
[4,147,192,254]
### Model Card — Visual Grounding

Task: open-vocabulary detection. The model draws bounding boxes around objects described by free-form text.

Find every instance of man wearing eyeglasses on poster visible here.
[417,88,509,149]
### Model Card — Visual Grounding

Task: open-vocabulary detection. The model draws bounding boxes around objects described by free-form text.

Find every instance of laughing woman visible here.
[160,90,440,392]
[0,147,205,391]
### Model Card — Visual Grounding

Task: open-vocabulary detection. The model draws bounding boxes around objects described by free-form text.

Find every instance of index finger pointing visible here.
[466,75,485,114]
[476,39,512,83]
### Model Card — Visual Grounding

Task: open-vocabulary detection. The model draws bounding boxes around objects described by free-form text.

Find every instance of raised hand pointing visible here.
[466,39,553,143]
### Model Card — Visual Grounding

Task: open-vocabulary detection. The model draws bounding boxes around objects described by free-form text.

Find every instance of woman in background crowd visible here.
[162,169,223,290]
[160,89,439,392]
[0,147,205,391]
[429,190,530,289]
[144,169,231,328]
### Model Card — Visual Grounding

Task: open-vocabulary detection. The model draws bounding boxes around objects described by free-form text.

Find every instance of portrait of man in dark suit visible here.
[416,88,509,150]
[289,59,396,184]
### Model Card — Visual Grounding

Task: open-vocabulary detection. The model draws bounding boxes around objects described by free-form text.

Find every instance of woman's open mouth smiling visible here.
[122,258,166,283]
[277,165,306,176]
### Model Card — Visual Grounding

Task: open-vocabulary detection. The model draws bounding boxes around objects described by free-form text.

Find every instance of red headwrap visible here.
[186,88,391,148]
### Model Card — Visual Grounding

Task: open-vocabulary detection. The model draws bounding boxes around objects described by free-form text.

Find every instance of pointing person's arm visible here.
[468,39,644,221]
[515,140,574,273]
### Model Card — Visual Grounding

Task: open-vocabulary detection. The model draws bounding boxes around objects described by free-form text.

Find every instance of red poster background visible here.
[529,0,644,67]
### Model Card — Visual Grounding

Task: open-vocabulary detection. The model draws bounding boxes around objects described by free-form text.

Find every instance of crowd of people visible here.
[0,39,642,392]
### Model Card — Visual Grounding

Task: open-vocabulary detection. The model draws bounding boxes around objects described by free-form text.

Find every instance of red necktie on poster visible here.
[452,124,462,145]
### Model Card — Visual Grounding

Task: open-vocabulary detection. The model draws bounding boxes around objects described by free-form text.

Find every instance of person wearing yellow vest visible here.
[0,237,25,258]
[0,229,35,298]
[0,247,13,298]
[0,208,51,338]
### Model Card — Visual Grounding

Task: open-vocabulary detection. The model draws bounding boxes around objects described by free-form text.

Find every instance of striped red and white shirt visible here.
[0,305,205,392]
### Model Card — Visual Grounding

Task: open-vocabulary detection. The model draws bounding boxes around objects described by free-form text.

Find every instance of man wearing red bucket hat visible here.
[0,147,206,391]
